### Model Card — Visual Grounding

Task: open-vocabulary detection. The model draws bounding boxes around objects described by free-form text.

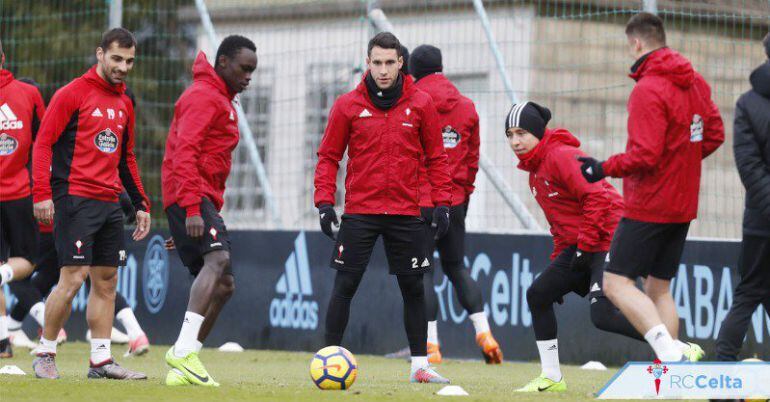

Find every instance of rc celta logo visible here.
[647,359,668,395]
[142,235,169,314]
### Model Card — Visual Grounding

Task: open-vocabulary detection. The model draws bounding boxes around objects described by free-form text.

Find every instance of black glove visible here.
[577,156,606,183]
[570,248,595,272]
[432,205,450,240]
[318,204,338,240]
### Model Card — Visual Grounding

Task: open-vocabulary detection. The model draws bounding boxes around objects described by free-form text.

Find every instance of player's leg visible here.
[116,293,150,356]
[0,197,39,287]
[196,269,235,342]
[715,235,770,361]
[325,214,377,346]
[420,207,442,363]
[516,247,575,392]
[7,278,43,347]
[587,251,644,341]
[0,288,9,358]
[602,218,683,362]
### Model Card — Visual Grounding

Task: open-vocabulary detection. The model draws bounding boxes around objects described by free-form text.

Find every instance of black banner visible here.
[5,230,768,365]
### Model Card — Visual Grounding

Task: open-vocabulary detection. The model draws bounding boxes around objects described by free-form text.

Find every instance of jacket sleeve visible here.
[32,86,77,203]
[463,108,480,200]
[174,97,217,217]
[118,97,150,213]
[697,76,725,159]
[419,99,452,206]
[733,95,770,219]
[31,87,46,141]
[314,100,350,207]
[554,148,612,252]
[602,84,666,177]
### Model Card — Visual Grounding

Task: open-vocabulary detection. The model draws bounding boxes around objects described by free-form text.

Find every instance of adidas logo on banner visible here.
[359,109,372,118]
[0,103,23,130]
[269,232,319,330]
[92,108,103,117]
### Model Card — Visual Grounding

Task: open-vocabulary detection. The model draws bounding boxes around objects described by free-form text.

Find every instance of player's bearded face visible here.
[367,47,402,90]
[97,43,135,85]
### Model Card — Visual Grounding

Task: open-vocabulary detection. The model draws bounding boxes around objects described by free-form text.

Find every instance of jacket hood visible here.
[83,65,126,95]
[192,51,235,100]
[516,128,581,173]
[0,68,13,89]
[750,61,770,97]
[414,73,460,113]
[630,47,695,89]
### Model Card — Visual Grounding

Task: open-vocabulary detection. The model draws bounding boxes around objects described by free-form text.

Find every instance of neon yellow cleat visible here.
[165,368,191,386]
[164,347,220,387]
[682,342,705,362]
[515,374,567,393]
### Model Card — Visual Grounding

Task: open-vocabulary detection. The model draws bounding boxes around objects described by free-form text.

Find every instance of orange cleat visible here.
[427,342,442,364]
[475,331,503,364]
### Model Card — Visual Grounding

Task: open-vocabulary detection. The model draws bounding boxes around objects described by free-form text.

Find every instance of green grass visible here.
[0,342,622,401]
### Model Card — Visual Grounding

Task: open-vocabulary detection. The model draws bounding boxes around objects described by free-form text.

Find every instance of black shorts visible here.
[166,198,231,276]
[605,217,690,280]
[534,245,607,300]
[0,196,39,263]
[36,232,58,270]
[331,214,430,275]
[54,195,126,267]
[421,204,466,268]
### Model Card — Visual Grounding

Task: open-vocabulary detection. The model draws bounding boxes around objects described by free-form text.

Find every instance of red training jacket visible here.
[162,52,239,217]
[314,72,452,215]
[518,129,623,260]
[415,73,480,207]
[0,69,46,201]
[602,48,724,223]
[33,66,149,211]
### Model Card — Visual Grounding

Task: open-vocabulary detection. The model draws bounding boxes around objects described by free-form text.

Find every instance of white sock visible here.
[0,264,13,285]
[644,324,683,361]
[469,311,491,335]
[8,316,23,331]
[536,339,562,382]
[174,311,204,358]
[116,307,144,340]
[38,336,57,355]
[427,321,438,345]
[30,302,45,328]
[194,340,203,353]
[411,355,429,373]
[675,339,690,352]
[90,338,112,364]
[0,316,8,340]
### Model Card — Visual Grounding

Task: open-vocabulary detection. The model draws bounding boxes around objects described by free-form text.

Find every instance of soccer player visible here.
[31,28,151,379]
[408,44,501,365]
[315,32,453,384]
[0,39,46,358]
[578,12,724,361]
[715,34,770,362]
[161,35,257,387]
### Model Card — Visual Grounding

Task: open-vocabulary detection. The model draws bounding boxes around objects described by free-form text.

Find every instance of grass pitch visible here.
[1,342,634,401]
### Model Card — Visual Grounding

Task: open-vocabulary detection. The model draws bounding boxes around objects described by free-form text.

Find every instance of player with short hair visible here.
[31,27,151,380]
[0,39,46,359]
[161,35,257,387]
[578,12,724,362]
[314,32,453,384]
[407,44,501,365]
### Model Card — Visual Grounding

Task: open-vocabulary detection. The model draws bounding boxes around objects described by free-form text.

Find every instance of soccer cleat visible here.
[410,366,450,384]
[166,368,192,386]
[87,359,147,380]
[476,331,503,364]
[165,346,220,387]
[427,342,442,364]
[515,374,567,392]
[0,338,12,358]
[10,329,38,349]
[682,342,705,362]
[124,334,150,357]
[32,353,59,379]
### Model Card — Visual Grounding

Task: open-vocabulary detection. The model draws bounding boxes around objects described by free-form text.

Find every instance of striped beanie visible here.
[505,101,552,139]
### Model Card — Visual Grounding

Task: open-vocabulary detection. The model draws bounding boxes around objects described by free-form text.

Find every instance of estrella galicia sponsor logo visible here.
[94,128,119,153]
[269,231,318,330]
[0,133,18,155]
[442,125,461,148]
[142,235,169,314]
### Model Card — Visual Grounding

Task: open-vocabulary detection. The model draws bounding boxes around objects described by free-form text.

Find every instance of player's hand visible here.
[34,199,55,224]
[318,204,338,240]
[577,156,605,183]
[432,205,450,240]
[132,210,151,241]
[164,237,176,250]
[186,215,205,238]
[570,248,594,272]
